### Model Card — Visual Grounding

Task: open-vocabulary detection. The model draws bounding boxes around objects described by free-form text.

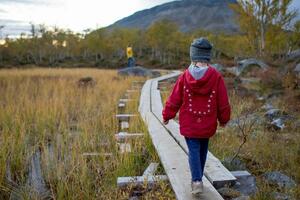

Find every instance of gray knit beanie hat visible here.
[190,38,212,62]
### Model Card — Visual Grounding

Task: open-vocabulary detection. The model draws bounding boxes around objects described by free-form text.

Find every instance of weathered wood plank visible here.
[115,132,143,141]
[117,175,168,188]
[116,114,136,121]
[119,98,132,103]
[127,89,139,93]
[231,171,251,178]
[118,102,126,108]
[143,112,223,200]
[164,120,236,188]
[138,80,152,119]
[82,153,112,157]
[120,121,129,130]
[143,163,159,177]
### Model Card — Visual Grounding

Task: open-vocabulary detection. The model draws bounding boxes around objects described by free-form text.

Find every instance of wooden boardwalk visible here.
[139,71,236,200]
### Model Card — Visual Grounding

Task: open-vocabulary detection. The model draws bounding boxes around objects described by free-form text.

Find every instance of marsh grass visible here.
[0,68,175,199]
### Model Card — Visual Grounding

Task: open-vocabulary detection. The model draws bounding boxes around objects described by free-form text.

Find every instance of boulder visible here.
[262,171,296,189]
[287,49,300,62]
[235,58,268,76]
[261,103,274,111]
[118,66,161,77]
[231,171,257,196]
[268,118,285,131]
[222,157,247,171]
[264,109,282,121]
[227,113,265,128]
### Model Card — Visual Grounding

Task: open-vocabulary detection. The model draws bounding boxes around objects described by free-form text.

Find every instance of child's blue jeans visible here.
[185,137,209,182]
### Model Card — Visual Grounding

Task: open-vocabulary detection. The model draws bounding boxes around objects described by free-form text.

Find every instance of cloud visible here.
[0,0,50,5]
[0,19,31,37]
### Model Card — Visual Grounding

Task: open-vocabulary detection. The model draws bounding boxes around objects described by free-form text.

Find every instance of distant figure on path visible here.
[126,45,135,67]
[162,38,231,195]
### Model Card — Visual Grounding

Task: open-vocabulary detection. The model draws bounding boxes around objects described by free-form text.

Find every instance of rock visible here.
[118,66,161,77]
[271,192,291,200]
[261,103,274,111]
[222,157,247,171]
[264,109,282,121]
[77,77,96,87]
[287,49,300,62]
[217,187,240,199]
[232,196,250,200]
[227,113,265,128]
[256,96,265,102]
[236,58,268,76]
[231,171,257,196]
[268,118,285,131]
[262,171,296,189]
[211,63,225,73]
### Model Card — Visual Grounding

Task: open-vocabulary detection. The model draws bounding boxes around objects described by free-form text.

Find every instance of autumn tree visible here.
[231,0,298,57]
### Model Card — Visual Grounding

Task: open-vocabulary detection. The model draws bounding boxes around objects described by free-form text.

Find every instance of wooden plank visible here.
[143,163,159,176]
[143,112,223,200]
[231,171,251,178]
[150,76,236,188]
[119,98,132,103]
[118,102,126,108]
[116,114,136,121]
[138,80,152,119]
[117,175,168,188]
[120,121,129,130]
[164,119,236,188]
[115,132,143,141]
[127,89,139,93]
[132,80,144,85]
[82,153,112,157]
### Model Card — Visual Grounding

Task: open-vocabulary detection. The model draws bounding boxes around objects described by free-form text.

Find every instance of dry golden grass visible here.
[0,68,175,200]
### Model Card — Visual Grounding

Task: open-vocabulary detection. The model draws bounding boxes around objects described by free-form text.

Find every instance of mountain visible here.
[109,0,239,34]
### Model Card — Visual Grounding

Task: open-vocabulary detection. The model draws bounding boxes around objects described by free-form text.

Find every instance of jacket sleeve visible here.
[162,74,184,121]
[217,76,231,125]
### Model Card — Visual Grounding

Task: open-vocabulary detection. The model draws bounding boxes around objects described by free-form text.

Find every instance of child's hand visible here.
[163,119,169,125]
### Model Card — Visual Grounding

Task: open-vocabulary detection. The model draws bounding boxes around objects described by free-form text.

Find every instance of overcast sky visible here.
[0,0,299,37]
[0,0,173,37]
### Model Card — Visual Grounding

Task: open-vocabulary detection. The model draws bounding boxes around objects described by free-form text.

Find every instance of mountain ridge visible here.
[109,0,239,34]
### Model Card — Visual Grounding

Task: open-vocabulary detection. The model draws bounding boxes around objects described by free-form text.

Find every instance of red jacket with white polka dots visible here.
[162,66,231,138]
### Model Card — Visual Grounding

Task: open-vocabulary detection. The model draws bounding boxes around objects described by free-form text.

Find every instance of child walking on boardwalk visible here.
[162,38,231,195]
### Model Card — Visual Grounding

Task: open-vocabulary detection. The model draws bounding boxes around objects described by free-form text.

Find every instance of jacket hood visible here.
[183,66,220,95]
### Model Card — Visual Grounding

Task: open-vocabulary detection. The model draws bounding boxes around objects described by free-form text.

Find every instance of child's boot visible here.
[191,181,203,195]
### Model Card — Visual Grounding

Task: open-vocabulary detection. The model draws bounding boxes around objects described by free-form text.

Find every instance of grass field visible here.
[0,68,175,200]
